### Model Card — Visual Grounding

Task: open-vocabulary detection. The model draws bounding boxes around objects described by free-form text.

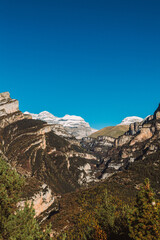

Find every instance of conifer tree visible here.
[128,178,160,240]
[0,157,51,240]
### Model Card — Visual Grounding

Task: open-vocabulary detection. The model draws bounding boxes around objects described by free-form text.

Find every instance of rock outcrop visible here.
[0,92,24,128]
[18,183,56,217]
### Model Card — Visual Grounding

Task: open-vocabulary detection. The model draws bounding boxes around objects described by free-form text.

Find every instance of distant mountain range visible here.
[24,111,97,139]
[24,111,144,139]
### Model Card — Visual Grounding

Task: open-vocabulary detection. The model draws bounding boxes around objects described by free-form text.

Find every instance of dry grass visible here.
[90,125,129,138]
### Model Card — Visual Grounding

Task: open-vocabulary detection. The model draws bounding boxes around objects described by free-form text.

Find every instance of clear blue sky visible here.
[0,0,160,129]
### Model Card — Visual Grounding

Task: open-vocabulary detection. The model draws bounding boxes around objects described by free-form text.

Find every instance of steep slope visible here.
[24,111,97,139]
[0,92,100,219]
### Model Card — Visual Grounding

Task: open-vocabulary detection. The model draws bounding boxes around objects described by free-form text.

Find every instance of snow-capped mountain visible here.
[118,116,143,125]
[24,111,97,139]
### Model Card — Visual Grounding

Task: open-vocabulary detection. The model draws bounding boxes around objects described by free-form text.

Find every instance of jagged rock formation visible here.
[88,105,160,180]
[24,111,97,139]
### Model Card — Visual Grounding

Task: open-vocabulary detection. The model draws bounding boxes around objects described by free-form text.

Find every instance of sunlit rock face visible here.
[0,92,24,128]
[18,184,55,217]
[24,111,97,139]
[0,92,19,116]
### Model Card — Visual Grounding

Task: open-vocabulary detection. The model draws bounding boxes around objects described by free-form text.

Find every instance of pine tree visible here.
[0,157,51,240]
[128,178,160,240]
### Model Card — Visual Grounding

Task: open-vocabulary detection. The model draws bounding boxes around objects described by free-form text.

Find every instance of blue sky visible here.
[0,0,160,129]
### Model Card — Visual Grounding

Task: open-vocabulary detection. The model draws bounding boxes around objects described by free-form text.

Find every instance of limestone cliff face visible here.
[18,184,56,217]
[81,104,160,180]
[0,92,24,128]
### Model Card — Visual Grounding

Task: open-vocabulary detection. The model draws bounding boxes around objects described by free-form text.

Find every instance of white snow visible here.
[118,116,143,125]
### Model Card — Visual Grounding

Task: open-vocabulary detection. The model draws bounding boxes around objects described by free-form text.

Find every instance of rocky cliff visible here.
[0,92,25,128]
[82,104,160,186]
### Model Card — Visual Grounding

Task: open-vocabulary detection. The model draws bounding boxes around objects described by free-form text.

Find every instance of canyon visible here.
[0,92,160,225]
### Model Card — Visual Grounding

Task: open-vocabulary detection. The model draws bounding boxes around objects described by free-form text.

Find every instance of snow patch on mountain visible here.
[24,111,97,139]
[118,116,143,125]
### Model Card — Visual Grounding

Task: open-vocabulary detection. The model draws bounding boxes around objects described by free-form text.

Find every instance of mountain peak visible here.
[118,116,143,125]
